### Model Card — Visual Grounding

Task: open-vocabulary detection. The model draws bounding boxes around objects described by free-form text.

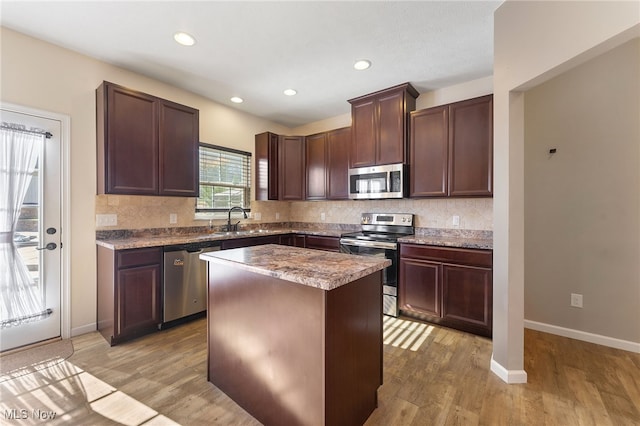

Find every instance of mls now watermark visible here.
[4,409,57,421]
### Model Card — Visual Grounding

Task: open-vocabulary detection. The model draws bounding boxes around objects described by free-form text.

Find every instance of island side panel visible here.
[207,263,325,426]
[325,271,383,426]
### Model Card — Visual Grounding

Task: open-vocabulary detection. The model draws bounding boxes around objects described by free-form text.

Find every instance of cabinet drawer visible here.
[400,244,492,268]
[117,247,162,268]
[305,235,340,252]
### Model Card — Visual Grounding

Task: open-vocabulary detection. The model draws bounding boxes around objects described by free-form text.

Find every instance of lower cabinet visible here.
[399,244,492,337]
[305,235,340,252]
[220,235,281,250]
[97,246,162,345]
[280,234,306,247]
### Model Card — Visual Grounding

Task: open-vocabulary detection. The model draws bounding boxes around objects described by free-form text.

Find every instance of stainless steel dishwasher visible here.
[163,242,220,325]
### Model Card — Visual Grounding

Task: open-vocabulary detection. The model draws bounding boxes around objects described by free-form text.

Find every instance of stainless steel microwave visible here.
[348,163,406,199]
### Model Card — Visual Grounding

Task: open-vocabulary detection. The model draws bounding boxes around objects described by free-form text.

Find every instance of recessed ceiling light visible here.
[283,89,297,96]
[354,59,372,71]
[230,97,244,104]
[174,32,196,46]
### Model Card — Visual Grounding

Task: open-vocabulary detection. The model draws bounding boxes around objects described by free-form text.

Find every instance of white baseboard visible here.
[490,355,528,384]
[71,323,96,337]
[524,320,640,353]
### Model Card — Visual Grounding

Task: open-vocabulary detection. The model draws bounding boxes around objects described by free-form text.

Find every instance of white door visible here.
[1,108,62,351]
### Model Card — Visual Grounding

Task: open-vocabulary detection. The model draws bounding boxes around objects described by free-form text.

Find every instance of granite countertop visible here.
[96,225,493,251]
[398,235,493,250]
[200,244,391,291]
[96,228,343,250]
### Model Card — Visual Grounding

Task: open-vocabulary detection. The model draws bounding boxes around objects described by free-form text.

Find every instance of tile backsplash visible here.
[95,195,492,231]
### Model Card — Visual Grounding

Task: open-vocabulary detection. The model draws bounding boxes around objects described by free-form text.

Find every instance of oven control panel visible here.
[361,213,413,226]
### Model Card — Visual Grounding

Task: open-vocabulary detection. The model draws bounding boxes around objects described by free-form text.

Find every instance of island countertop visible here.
[200,244,391,291]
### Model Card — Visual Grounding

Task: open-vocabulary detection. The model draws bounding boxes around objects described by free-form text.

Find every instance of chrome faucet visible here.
[227,206,248,232]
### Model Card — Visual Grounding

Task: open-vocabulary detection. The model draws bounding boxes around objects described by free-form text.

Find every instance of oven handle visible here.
[339,239,397,250]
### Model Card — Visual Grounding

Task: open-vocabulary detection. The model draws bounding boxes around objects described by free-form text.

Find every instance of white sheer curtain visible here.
[1,124,45,328]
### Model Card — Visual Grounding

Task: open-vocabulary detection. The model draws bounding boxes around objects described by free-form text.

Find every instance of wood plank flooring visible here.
[1,316,639,425]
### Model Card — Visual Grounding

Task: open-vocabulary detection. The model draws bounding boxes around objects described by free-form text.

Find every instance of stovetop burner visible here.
[341,213,415,242]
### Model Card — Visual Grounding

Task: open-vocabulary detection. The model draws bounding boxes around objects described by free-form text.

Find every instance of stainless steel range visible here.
[339,213,414,317]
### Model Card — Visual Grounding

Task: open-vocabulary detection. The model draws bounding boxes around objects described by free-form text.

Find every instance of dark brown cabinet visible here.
[399,243,492,337]
[254,133,305,201]
[279,136,305,200]
[255,132,279,201]
[326,127,351,200]
[305,235,340,252]
[400,258,441,317]
[348,83,418,167]
[306,132,328,200]
[305,127,351,200]
[409,95,493,198]
[220,235,281,250]
[97,246,162,345]
[280,234,306,247]
[97,81,199,197]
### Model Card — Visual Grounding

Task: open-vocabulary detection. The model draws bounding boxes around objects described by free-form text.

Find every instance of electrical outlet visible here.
[96,214,117,227]
[169,213,177,224]
[275,212,280,220]
[254,212,262,220]
[452,215,460,227]
[571,293,583,308]
[321,212,326,221]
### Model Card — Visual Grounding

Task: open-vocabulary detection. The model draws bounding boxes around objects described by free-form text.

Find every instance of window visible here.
[197,143,251,213]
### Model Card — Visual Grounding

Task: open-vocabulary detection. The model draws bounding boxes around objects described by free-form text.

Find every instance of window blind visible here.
[197,143,251,212]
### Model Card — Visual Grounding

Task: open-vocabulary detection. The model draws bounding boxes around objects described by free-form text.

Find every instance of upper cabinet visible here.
[306,127,351,200]
[348,83,418,168]
[279,136,306,200]
[255,133,305,201]
[96,81,199,197]
[255,132,279,201]
[409,95,493,198]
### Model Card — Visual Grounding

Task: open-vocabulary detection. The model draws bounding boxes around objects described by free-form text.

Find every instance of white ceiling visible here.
[1,1,502,128]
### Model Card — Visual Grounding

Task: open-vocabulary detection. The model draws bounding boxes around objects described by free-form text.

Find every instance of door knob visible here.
[36,242,57,251]
[46,227,57,235]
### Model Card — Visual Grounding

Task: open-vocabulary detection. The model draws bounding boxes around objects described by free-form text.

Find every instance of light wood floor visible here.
[1,316,639,425]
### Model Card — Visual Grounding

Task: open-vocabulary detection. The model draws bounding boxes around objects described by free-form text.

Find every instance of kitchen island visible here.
[200,244,391,426]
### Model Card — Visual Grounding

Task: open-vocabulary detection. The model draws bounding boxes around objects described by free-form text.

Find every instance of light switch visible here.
[452,215,460,227]
[169,213,178,224]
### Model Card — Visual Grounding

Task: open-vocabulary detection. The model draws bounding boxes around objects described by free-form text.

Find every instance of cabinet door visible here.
[221,235,281,250]
[279,136,305,200]
[350,99,377,168]
[442,264,492,336]
[448,95,493,197]
[399,258,441,317]
[280,234,306,247]
[255,132,279,201]
[102,83,159,194]
[159,100,199,196]
[305,235,340,252]
[409,106,448,197]
[377,90,406,165]
[116,262,161,338]
[327,127,351,200]
[306,133,327,200]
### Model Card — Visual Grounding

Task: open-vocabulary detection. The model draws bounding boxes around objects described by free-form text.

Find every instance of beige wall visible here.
[524,38,640,343]
[1,27,290,335]
[493,0,640,381]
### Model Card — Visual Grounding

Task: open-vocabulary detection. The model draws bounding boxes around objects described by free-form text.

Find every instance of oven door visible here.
[339,238,399,316]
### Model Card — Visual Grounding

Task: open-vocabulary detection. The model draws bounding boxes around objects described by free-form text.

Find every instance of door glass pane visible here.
[15,158,41,290]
